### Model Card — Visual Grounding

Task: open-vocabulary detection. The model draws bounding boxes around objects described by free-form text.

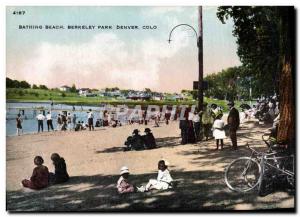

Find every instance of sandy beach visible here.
[6,119,294,211]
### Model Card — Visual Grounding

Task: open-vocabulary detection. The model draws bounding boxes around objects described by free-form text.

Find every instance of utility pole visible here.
[197,6,203,111]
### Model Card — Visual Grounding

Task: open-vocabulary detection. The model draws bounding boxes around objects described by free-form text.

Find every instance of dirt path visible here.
[6,120,294,211]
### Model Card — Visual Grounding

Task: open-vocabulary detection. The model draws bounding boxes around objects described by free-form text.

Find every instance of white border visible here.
[1,1,299,217]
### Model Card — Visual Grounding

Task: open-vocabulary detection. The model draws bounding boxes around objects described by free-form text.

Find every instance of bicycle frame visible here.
[247,144,294,178]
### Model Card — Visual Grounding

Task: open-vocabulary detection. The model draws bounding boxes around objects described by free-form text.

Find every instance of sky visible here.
[6,6,241,92]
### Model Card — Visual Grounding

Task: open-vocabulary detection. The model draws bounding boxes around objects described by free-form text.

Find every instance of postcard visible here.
[6,6,295,212]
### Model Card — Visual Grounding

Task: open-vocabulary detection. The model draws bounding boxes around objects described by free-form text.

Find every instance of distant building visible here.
[59,85,71,92]
[84,93,97,97]
[78,88,91,96]
[126,91,151,100]
[152,93,164,101]
[172,94,184,101]
[98,90,106,97]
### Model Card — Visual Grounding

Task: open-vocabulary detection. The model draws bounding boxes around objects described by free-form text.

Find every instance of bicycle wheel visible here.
[258,165,274,196]
[283,155,295,189]
[225,157,261,192]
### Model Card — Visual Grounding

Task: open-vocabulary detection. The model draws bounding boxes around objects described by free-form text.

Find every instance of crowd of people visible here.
[241,95,280,125]
[179,101,240,151]
[19,98,283,195]
[15,109,97,135]
[15,107,173,136]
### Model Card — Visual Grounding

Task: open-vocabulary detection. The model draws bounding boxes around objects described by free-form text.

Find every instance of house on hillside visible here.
[98,90,106,97]
[59,85,71,92]
[105,90,122,97]
[78,88,91,96]
[152,93,164,101]
[172,94,184,101]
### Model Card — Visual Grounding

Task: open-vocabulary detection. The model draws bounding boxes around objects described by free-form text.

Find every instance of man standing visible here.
[61,113,67,130]
[201,103,214,141]
[46,111,54,131]
[16,113,23,136]
[67,112,72,131]
[72,114,77,129]
[36,111,45,133]
[227,101,240,150]
[57,114,62,131]
[192,109,201,141]
[179,109,189,144]
[88,109,94,131]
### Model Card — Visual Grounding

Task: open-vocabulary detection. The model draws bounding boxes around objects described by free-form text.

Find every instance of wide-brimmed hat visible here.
[120,166,130,175]
[144,128,151,133]
[132,129,140,134]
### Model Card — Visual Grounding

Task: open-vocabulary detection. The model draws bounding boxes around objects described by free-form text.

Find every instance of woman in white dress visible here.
[212,114,226,150]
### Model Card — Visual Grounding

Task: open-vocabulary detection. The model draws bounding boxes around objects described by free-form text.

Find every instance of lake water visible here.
[6,102,207,136]
[6,102,163,136]
[6,102,116,136]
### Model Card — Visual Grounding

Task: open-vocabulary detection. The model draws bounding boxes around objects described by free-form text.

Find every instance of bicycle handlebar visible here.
[262,133,271,147]
[246,142,278,156]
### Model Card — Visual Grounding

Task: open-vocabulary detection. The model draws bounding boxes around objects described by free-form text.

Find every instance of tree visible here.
[19,81,30,88]
[70,84,77,93]
[276,7,295,147]
[17,90,24,96]
[144,88,152,93]
[6,77,30,88]
[32,84,38,89]
[204,66,246,100]
[217,7,280,97]
[217,6,295,147]
[6,77,14,88]
[39,85,48,90]
[120,89,130,95]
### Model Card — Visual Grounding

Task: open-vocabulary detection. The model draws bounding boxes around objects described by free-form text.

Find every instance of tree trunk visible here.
[277,7,295,149]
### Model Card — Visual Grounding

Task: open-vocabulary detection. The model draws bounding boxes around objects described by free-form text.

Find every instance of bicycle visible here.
[224,134,294,195]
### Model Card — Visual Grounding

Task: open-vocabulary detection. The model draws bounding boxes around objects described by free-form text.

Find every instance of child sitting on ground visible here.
[49,153,69,185]
[22,156,49,190]
[143,160,173,191]
[117,166,135,194]
[81,121,87,130]
[75,121,82,131]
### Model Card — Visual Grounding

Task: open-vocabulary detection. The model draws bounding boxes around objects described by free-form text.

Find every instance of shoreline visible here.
[6,99,198,107]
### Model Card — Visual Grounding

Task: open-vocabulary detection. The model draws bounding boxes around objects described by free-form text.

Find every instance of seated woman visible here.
[143,128,156,149]
[49,153,69,184]
[22,156,49,190]
[144,160,173,191]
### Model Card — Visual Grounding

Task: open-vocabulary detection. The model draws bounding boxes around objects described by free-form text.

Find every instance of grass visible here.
[6,88,252,111]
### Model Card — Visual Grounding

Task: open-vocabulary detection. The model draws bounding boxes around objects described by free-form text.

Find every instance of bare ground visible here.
[6,119,295,212]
